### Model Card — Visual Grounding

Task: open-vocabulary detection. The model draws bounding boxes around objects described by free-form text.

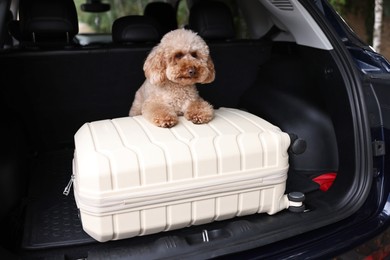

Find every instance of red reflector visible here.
[312,173,337,192]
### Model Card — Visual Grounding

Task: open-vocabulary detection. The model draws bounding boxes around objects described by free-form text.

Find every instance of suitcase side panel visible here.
[74,123,113,193]
[79,182,288,242]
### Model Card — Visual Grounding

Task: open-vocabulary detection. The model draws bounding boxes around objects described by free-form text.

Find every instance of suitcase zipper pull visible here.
[63,175,75,196]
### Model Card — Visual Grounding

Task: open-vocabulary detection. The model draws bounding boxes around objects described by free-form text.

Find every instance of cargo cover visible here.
[72,108,294,242]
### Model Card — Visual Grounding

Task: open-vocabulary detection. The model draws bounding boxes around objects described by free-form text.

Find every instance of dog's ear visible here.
[202,57,215,84]
[143,46,167,85]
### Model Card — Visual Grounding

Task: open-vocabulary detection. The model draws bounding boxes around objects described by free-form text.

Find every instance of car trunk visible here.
[0,1,374,259]
[0,40,373,259]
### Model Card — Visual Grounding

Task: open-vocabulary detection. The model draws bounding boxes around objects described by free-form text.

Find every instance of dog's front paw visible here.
[185,100,214,124]
[153,114,178,128]
[142,102,178,128]
[188,113,213,124]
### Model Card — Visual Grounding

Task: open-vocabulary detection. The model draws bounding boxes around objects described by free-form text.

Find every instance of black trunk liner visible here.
[22,150,94,249]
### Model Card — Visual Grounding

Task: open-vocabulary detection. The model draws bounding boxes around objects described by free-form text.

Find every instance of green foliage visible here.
[328,0,390,46]
[328,0,347,14]
[177,0,189,27]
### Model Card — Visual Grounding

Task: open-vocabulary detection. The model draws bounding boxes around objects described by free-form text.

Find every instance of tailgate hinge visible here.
[372,140,385,157]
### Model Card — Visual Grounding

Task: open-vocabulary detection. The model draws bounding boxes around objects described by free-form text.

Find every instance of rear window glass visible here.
[75,0,247,38]
[75,0,186,34]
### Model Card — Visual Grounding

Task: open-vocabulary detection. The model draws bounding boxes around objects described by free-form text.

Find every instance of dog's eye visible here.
[191,52,198,58]
[174,52,184,59]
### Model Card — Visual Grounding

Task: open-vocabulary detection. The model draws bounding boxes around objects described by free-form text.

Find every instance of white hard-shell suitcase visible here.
[70,108,302,242]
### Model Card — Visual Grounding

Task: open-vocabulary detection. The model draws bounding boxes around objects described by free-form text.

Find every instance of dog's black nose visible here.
[188,67,196,77]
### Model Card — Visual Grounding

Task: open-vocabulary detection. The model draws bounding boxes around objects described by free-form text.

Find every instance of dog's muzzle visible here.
[188,67,197,77]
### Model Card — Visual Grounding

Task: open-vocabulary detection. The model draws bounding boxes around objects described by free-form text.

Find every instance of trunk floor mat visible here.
[22,149,94,249]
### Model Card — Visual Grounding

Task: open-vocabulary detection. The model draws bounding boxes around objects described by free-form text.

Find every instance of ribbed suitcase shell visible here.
[72,108,291,242]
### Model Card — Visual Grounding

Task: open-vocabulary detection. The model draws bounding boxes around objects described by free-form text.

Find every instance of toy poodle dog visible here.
[129,28,215,128]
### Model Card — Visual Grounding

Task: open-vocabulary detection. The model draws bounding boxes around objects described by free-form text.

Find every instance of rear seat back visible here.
[112,15,162,44]
[188,0,272,108]
[17,0,79,48]
[189,0,235,41]
[144,2,177,35]
[1,14,157,150]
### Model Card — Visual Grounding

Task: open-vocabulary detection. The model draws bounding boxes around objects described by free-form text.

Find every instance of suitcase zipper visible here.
[63,175,75,196]
[75,169,288,215]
